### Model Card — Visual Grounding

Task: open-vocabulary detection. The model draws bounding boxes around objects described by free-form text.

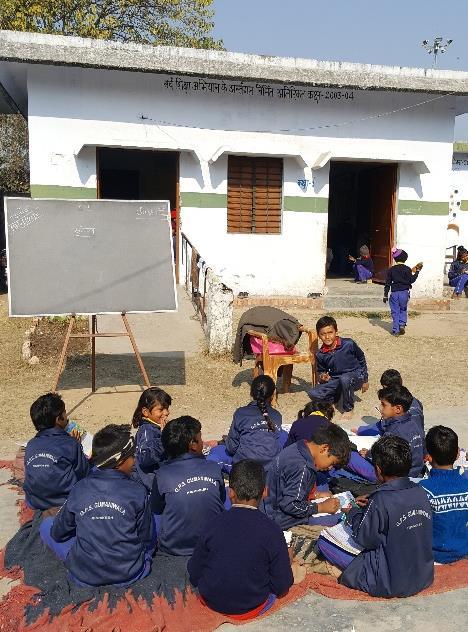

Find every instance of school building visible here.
[1,30,468,302]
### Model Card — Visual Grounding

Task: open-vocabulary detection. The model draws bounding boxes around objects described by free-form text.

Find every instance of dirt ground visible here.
[0,292,467,447]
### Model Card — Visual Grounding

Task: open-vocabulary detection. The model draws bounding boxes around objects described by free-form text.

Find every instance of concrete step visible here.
[324,295,385,310]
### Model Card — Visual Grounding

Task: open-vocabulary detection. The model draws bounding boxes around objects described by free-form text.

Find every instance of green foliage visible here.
[0,114,30,194]
[0,0,223,49]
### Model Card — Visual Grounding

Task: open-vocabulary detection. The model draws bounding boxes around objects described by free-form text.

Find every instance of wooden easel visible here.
[52,313,151,393]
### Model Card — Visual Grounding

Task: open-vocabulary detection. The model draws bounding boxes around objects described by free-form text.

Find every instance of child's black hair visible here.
[371,435,412,477]
[377,385,412,412]
[250,375,276,432]
[380,369,403,388]
[315,315,337,334]
[297,398,335,421]
[309,424,351,468]
[132,387,172,428]
[92,424,135,469]
[30,393,65,431]
[456,246,467,261]
[229,460,265,502]
[162,416,201,459]
[394,250,408,263]
[425,425,458,466]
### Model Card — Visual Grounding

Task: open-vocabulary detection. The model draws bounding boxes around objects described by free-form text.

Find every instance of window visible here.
[227,156,283,234]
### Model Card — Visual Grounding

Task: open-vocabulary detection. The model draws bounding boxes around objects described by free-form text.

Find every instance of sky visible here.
[212,0,468,137]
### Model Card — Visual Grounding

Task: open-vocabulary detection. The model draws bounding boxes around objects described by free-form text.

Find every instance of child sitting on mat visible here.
[188,460,296,619]
[349,245,374,283]
[419,426,468,564]
[207,375,282,471]
[262,425,352,528]
[353,369,424,436]
[283,398,334,448]
[318,435,434,598]
[151,416,225,556]
[132,387,172,492]
[41,424,155,587]
[24,393,89,511]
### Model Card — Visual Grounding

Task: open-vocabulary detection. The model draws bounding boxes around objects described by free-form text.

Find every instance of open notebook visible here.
[320,522,363,556]
[314,491,355,517]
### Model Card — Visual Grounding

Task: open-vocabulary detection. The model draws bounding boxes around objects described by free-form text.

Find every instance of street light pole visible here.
[422,37,453,68]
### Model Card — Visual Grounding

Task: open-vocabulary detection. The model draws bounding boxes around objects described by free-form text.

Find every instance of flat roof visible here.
[2,30,468,95]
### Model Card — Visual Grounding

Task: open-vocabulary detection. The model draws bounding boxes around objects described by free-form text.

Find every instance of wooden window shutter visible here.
[227,156,283,234]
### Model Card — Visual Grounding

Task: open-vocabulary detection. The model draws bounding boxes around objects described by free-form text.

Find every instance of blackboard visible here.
[5,198,177,316]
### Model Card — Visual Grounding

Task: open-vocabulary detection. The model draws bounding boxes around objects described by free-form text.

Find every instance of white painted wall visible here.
[26,65,456,296]
[451,153,468,249]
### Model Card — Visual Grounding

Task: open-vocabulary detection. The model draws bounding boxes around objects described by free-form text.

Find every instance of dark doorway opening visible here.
[326,161,397,282]
[97,148,180,280]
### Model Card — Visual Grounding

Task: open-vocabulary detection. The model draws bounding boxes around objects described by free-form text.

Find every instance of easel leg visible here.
[91,315,97,393]
[52,315,75,392]
[121,313,151,388]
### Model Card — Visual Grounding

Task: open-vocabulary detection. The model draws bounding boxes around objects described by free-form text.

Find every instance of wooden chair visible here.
[247,326,318,405]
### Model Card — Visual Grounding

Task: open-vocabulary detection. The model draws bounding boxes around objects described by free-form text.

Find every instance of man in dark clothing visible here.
[307,316,369,415]
[24,393,89,511]
[383,249,423,336]
[151,416,225,556]
[318,435,434,598]
[188,460,294,619]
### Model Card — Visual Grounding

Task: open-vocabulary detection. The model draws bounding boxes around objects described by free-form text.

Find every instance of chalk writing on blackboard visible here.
[136,207,157,219]
[9,207,40,233]
[74,227,96,238]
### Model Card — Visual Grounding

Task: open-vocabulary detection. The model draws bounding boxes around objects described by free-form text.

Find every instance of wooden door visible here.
[368,164,397,282]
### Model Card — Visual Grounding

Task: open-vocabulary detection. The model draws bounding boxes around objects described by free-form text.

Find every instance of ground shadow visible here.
[232,368,312,394]
[359,414,380,426]
[368,317,393,333]
[57,351,186,390]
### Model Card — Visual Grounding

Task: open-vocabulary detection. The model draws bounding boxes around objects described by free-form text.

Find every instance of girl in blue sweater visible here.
[207,376,282,472]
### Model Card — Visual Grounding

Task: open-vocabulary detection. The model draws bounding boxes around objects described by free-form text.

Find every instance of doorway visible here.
[97,148,180,279]
[326,161,397,282]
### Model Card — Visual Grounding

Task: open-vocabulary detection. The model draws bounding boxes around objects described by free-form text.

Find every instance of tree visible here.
[0,0,223,49]
[0,114,29,194]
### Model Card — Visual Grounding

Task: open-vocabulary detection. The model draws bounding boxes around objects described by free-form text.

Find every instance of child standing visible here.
[349,245,374,283]
[383,249,423,336]
[262,425,351,529]
[24,393,89,511]
[132,387,172,492]
[188,460,294,619]
[307,316,369,418]
[41,424,155,587]
[448,246,468,299]
[151,416,225,556]
[283,398,334,448]
[208,375,282,471]
[419,426,468,563]
[318,435,434,598]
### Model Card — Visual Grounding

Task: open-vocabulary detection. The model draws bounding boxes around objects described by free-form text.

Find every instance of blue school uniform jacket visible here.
[133,420,165,492]
[316,337,368,382]
[151,453,225,555]
[381,411,425,478]
[340,478,434,597]
[283,414,330,448]
[357,396,424,437]
[188,506,293,615]
[23,427,90,510]
[419,468,468,563]
[224,402,282,466]
[262,441,318,529]
[51,468,154,587]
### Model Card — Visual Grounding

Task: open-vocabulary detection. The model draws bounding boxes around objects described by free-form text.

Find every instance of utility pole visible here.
[422,37,453,68]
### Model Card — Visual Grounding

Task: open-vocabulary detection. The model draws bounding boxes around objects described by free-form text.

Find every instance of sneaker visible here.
[399,326,406,335]
[391,332,400,337]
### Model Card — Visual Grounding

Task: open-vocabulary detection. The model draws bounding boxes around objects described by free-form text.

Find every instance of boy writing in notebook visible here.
[188,460,295,619]
[419,425,468,563]
[318,435,434,598]
[307,316,369,420]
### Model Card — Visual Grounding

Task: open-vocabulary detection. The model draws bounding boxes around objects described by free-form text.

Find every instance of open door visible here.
[364,164,397,282]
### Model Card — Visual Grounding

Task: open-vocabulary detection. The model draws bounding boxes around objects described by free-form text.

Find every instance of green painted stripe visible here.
[453,141,468,153]
[460,200,468,211]
[284,196,328,213]
[398,200,448,216]
[30,185,97,199]
[181,192,227,208]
